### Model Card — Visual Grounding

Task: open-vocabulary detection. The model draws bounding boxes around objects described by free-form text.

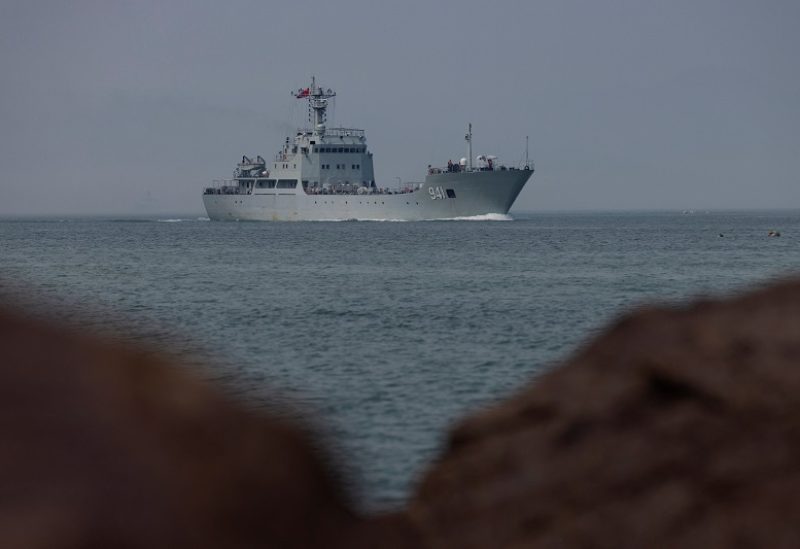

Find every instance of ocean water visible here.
[2,210,799,510]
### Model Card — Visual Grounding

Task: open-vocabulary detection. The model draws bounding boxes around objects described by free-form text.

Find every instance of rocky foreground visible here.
[2,279,800,548]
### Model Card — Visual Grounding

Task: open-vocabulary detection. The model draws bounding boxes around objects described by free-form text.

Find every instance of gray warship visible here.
[202,79,534,221]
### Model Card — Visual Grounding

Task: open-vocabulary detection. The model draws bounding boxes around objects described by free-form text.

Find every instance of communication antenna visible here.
[465,123,473,171]
[525,135,529,169]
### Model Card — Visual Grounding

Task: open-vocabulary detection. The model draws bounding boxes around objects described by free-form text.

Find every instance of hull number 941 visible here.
[428,186,452,200]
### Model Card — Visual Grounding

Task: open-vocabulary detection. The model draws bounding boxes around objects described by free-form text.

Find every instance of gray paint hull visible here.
[203,169,532,221]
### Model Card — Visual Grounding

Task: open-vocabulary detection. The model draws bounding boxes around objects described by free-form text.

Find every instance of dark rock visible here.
[0,308,419,548]
[5,278,800,548]
[409,279,800,548]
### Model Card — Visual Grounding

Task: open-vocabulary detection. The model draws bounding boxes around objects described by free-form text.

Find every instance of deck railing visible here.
[426,163,533,175]
[297,127,365,138]
[304,182,423,196]
[203,179,249,195]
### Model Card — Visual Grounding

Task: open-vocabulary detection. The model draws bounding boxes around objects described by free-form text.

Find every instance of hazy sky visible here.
[1,0,798,215]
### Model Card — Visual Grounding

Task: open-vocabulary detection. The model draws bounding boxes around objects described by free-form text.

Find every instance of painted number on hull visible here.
[428,186,448,200]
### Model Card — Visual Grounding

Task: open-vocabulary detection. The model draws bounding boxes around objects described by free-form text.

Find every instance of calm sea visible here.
[2,211,799,509]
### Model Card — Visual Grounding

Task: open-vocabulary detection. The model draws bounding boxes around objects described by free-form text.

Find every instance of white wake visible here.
[432,213,513,221]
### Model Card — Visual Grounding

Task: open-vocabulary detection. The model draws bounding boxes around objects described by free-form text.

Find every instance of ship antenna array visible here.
[292,76,336,136]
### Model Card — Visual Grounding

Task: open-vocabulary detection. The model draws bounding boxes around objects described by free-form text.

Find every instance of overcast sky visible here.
[1,0,798,215]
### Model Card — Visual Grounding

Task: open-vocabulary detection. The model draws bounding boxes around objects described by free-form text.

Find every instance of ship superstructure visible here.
[202,78,533,221]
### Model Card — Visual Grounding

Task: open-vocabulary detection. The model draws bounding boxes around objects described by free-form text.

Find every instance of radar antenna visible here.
[292,76,336,137]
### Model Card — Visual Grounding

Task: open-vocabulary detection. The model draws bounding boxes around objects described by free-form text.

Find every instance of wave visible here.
[309,213,513,222]
[250,213,513,223]
[432,213,513,222]
[157,218,184,223]
[312,218,410,222]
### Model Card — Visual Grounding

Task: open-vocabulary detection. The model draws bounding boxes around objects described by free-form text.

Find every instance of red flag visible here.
[295,87,310,98]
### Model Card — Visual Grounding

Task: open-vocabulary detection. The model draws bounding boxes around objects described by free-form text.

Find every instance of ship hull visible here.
[203,168,532,221]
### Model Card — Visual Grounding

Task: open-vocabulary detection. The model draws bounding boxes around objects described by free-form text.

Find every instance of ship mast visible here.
[525,135,529,169]
[465,123,473,171]
[293,77,336,138]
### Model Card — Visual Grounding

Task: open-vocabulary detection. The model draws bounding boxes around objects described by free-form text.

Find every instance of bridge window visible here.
[256,179,276,189]
[277,179,297,189]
